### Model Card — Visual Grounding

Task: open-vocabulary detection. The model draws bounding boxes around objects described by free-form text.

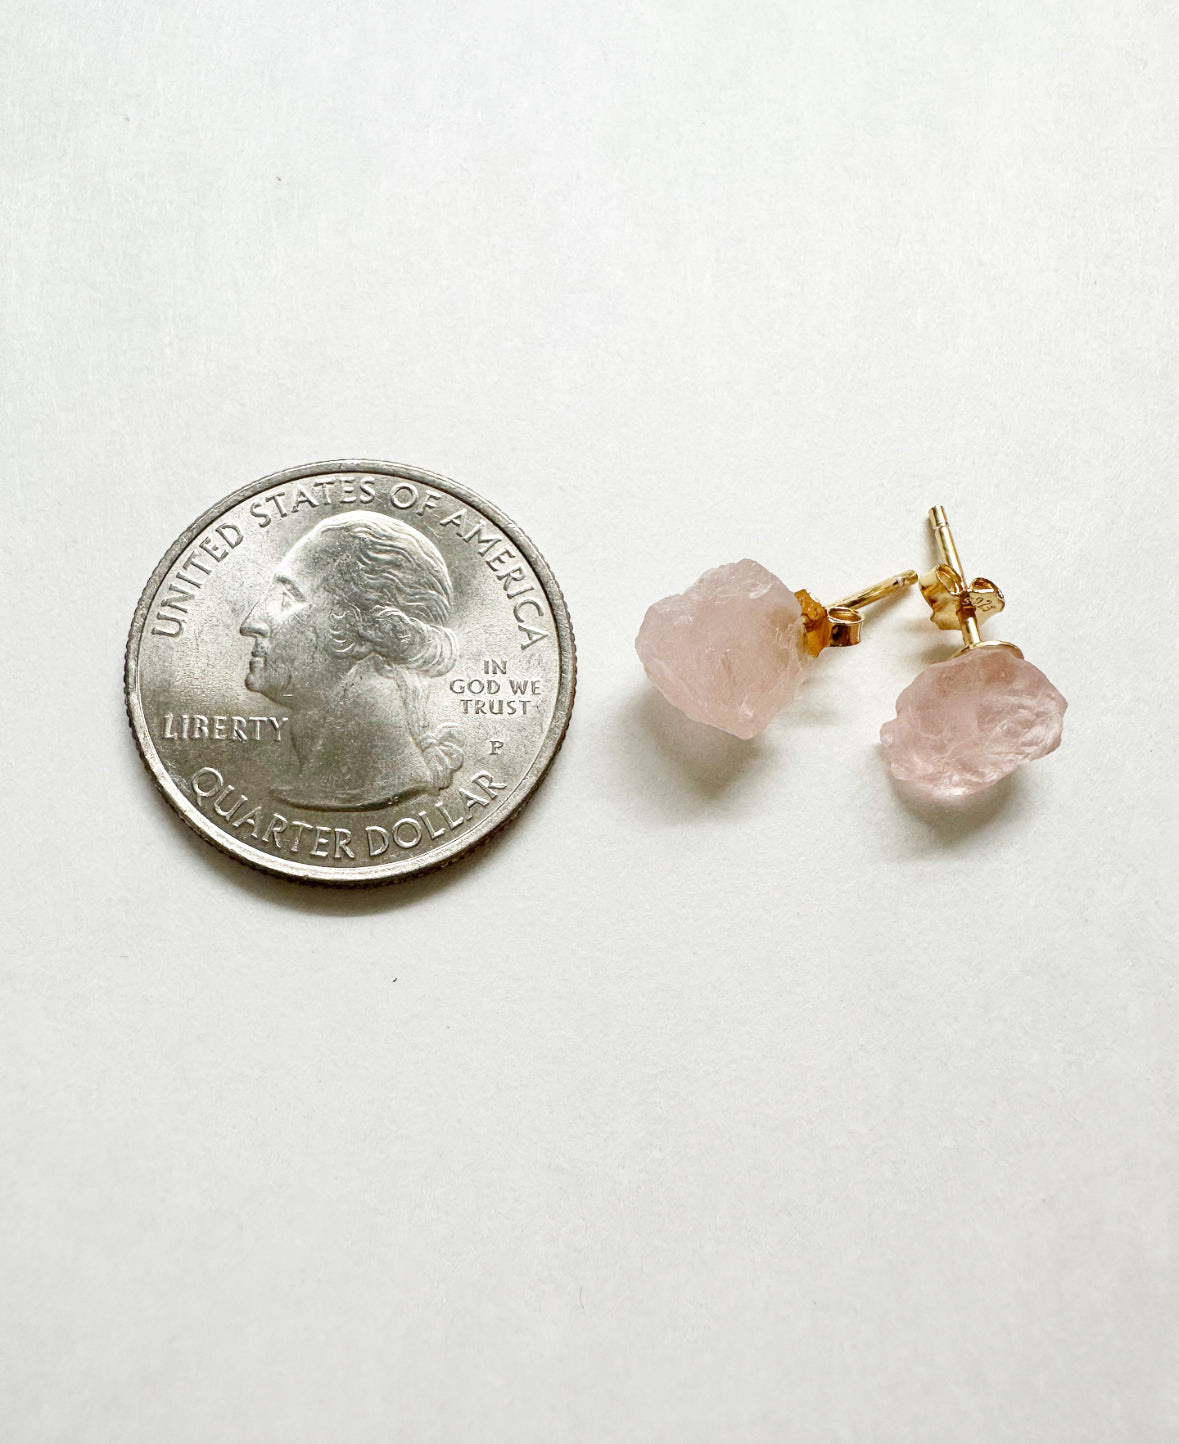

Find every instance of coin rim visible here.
[125,460,576,885]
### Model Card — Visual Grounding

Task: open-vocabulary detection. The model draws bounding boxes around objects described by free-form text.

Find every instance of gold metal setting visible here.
[919,506,1022,657]
[795,570,918,656]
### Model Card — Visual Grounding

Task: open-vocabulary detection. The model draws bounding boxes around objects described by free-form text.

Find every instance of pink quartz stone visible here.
[635,559,813,738]
[880,646,1067,800]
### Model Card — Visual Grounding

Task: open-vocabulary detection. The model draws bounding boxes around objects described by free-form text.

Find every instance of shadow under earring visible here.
[636,558,916,739]
[880,507,1067,800]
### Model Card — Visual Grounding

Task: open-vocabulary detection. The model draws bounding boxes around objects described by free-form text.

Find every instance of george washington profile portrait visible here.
[240,512,463,810]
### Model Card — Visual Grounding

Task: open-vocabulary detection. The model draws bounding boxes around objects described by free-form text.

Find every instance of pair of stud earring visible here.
[635,506,1067,801]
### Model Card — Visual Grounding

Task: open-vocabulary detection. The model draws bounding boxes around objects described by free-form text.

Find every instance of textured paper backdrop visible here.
[2,2,1176,1440]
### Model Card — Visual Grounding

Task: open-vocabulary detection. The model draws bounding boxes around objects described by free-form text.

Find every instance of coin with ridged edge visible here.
[125,461,575,884]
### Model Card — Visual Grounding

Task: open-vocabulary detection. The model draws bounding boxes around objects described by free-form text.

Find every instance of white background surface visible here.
[2,2,1177,1440]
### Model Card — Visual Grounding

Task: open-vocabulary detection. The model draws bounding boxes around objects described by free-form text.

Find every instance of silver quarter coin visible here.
[125,461,576,884]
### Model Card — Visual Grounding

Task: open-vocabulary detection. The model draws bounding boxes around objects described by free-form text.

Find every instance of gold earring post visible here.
[835,569,920,612]
[930,506,981,647]
[919,505,1008,651]
[796,569,918,655]
[929,505,967,584]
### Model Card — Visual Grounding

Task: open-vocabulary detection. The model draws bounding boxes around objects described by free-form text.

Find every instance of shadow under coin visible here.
[140,760,528,916]
[885,756,1022,845]
[616,685,775,817]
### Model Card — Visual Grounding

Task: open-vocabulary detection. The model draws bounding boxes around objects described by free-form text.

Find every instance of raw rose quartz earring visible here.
[636,558,917,738]
[880,506,1067,799]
